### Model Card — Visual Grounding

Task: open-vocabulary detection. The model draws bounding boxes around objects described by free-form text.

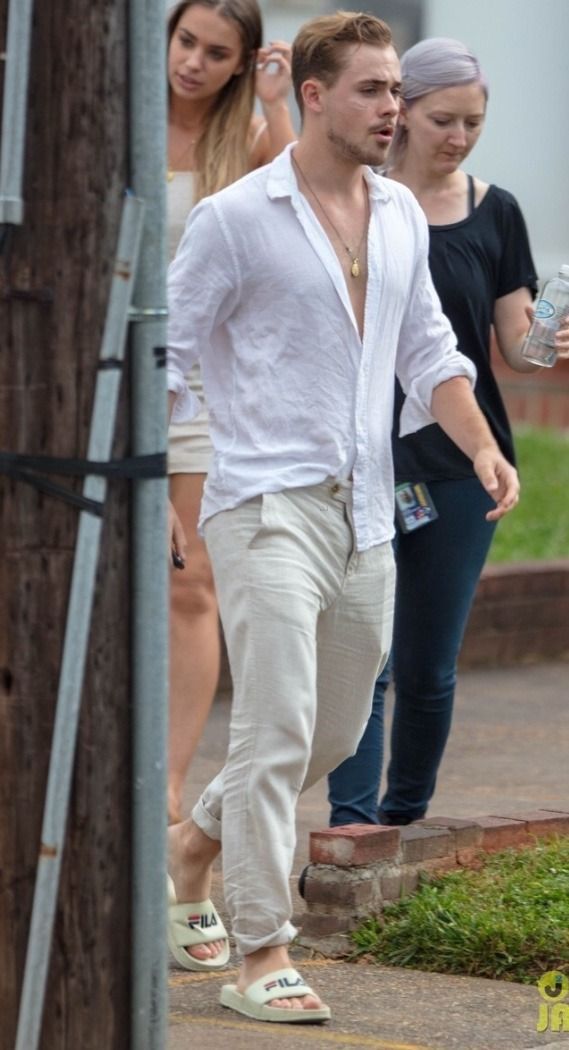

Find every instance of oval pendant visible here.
[350,258,360,278]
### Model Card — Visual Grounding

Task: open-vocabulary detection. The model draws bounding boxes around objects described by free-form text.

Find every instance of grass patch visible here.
[489,426,569,563]
[351,838,569,983]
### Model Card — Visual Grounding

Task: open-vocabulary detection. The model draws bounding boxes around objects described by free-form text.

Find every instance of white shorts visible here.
[168,367,213,476]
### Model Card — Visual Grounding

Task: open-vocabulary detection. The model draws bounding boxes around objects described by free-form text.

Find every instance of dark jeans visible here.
[328,477,496,826]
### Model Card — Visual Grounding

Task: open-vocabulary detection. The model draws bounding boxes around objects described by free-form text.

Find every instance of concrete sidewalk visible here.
[168,661,568,1049]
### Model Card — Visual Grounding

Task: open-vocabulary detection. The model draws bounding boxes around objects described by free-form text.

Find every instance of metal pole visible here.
[128,0,169,1046]
[14,193,145,1050]
[0,0,35,223]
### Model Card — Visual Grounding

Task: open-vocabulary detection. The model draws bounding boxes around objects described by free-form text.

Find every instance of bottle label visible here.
[535,298,556,320]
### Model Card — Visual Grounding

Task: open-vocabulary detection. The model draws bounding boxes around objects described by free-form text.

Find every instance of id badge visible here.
[395,482,438,533]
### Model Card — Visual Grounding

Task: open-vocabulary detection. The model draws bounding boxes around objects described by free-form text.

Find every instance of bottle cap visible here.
[559,264,569,277]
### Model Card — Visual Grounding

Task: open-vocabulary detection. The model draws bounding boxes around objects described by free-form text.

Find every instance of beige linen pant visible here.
[193,480,395,956]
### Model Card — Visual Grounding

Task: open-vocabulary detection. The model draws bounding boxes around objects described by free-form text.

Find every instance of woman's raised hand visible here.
[255,41,292,106]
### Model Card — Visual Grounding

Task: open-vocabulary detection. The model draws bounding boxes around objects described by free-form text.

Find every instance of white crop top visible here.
[167,171,195,262]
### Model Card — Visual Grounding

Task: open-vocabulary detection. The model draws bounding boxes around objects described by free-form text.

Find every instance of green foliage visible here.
[489,427,569,563]
[351,839,569,984]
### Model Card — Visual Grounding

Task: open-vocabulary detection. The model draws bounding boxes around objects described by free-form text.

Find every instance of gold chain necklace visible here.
[292,153,369,278]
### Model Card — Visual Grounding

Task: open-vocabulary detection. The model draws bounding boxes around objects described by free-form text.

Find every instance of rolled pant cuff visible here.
[192,795,222,842]
[237,920,298,958]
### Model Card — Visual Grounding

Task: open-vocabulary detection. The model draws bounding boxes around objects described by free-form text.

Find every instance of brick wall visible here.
[459,560,569,669]
[460,344,569,668]
[298,809,569,955]
[492,344,569,430]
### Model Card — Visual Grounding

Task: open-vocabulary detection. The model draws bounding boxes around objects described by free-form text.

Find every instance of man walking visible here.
[166,11,519,1023]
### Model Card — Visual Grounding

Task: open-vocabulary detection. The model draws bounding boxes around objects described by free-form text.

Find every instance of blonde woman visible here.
[167,0,294,826]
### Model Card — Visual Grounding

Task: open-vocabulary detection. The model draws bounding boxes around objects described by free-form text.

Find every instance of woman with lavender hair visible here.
[327,38,569,831]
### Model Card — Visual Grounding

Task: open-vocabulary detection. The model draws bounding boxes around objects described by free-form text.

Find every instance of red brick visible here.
[473,597,562,632]
[478,561,569,594]
[461,626,569,669]
[309,825,400,867]
[417,816,482,850]
[420,856,459,876]
[460,561,569,669]
[490,810,569,839]
[475,816,529,852]
[303,874,374,908]
[457,847,485,869]
[400,826,453,864]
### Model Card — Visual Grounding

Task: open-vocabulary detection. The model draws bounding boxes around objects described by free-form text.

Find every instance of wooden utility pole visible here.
[0,1,134,1046]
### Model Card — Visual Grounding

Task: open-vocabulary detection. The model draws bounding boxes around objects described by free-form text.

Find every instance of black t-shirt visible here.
[393,184,538,481]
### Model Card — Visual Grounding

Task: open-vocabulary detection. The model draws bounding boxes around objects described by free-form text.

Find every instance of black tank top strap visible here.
[467,173,476,215]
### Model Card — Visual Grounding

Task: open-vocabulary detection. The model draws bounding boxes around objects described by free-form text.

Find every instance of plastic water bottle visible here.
[521,264,569,367]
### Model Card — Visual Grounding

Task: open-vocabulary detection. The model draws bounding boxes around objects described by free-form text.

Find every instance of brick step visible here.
[299,809,569,954]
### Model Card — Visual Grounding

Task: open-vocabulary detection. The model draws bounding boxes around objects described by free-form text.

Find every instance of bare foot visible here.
[237,945,327,1013]
[168,819,225,963]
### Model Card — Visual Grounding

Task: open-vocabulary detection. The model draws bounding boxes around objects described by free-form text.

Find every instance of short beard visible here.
[326,126,384,167]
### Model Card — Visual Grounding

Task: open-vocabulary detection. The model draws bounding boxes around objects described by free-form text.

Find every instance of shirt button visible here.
[331,483,341,494]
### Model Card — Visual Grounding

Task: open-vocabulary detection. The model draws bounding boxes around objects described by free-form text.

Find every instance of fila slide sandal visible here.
[220,967,331,1023]
[167,874,230,971]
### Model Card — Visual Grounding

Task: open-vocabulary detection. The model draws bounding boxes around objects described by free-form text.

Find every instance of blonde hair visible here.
[168,0,262,201]
[292,10,392,116]
[389,37,488,167]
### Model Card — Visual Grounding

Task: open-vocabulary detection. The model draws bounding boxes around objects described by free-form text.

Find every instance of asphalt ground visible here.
[168,661,568,1050]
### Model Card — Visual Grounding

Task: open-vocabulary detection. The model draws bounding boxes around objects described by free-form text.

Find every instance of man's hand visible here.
[431,376,520,520]
[169,499,187,570]
[473,447,520,521]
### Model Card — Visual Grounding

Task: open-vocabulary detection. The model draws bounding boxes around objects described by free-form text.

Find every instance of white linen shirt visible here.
[167,144,476,550]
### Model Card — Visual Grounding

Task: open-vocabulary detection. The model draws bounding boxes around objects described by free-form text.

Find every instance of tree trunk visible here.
[0,1,133,1046]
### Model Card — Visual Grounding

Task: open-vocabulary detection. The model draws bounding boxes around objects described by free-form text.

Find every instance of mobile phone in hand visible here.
[171,550,185,570]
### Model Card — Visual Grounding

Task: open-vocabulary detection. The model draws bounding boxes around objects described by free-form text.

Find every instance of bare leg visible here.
[168,820,224,961]
[168,473,220,824]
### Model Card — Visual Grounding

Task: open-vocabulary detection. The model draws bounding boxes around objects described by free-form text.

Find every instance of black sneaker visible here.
[377,810,416,826]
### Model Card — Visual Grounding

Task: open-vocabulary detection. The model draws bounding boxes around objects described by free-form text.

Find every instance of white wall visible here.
[424,0,569,279]
[258,1,321,45]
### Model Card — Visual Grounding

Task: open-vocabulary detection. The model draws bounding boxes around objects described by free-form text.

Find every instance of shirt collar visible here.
[266,142,392,204]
